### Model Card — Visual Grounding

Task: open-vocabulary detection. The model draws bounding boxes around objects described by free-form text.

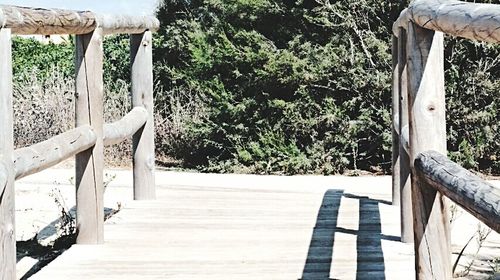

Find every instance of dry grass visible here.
[13,68,132,166]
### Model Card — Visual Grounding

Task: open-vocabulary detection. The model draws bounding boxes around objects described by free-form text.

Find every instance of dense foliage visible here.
[154,0,499,175]
[11,0,500,175]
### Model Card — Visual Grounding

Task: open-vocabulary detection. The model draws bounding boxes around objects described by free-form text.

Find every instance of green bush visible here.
[11,0,500,175]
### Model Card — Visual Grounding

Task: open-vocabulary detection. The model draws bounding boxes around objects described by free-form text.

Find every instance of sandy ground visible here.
[13,161,500,279]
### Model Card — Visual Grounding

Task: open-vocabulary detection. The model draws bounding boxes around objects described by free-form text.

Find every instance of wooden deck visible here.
[31,173,416,279]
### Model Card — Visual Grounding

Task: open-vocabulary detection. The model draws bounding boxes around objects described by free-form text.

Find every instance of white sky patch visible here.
[0,0,160,15]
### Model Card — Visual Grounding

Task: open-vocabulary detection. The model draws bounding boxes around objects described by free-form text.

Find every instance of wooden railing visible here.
[392,0,500,278]
[0,5,159,279]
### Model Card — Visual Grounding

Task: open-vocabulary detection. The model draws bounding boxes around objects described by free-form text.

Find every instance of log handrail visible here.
[0,4,158,278]
[0,5,159,35]
[392,0,500,278]
[415,151,500,233]
[393,0,500,43]
[104,106,148,146]
[13,125,97,180]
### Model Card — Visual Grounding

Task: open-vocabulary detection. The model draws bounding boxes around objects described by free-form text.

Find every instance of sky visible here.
[0,0,160,15]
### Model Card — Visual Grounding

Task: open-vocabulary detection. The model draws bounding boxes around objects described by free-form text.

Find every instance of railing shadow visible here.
[301,189,398,280]
[16,206,118,279]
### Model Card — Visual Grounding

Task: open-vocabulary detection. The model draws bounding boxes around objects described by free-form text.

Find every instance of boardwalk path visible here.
[25,171,499,279]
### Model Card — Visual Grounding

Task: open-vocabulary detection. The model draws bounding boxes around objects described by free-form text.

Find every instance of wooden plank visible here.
[14,125,97,179]
[0,5,159,35]
[408,0,500,43]
[0,28,15,280]
[75,28,104,244]
[131,31,155,200]
[415,151,500,233]
[398,27,413,244]
[407,22,451,279]
[103,107,147,146]
[392,34,401,207]
[31,180,415,280]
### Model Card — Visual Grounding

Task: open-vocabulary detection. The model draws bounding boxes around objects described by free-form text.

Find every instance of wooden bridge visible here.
[0,0,499,279]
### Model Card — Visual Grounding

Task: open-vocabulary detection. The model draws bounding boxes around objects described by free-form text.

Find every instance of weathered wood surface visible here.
[393,8,409,36]
[31,176,415,280]
[397,28,413,244]
[415,151,500,233]
[131,31,155,200]
[0,28,15,280]
[75,28,104,244]
[407,22,451,279]
[0,5,159,35]
[394,0,500,43]
[409,0,500,43]
[14,125,96,180]
[392,34,400,207]
[103,107,147,146]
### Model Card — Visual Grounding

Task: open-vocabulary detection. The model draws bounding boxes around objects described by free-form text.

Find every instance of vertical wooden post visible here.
[407,22,451,279]
[131,31,156,200]
[0,28,16,280]
[398,27,413,244]
[391,34,401,207]
[75,28,104,244]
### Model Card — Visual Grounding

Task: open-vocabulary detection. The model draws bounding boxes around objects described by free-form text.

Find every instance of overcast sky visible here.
[0,0,160,15]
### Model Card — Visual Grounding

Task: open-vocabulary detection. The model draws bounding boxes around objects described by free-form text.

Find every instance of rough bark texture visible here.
[407,22,451,279]
[397,27,413,244]
[394,0,500,43]
[131,31,156,200]
[415,151,500,233]
[103,107,147,146]
[14,125,96,180]
[0,28,15,280]
[75,28,104,244]
[0,5,158,35]
[392,34,401,207]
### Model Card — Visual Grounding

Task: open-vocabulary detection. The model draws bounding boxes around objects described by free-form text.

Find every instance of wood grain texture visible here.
[393,8,409,36]
[75,28,104,244]
[406,22,451,279]
[14,125,96,180]
[409,0,500,43]
[394,0,500,43]
[31,178,415,280]
[415,151,500,233]
[392,34,400,207]
[0,28,15,280]
[397,28,413,244]
[0,5,95,35]
[103,107,147,146]
[131,31,155,200]
[0,5,159,35]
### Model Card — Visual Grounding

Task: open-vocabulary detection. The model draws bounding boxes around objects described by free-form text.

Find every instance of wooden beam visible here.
[14,125,96,180]
[398,27,413,244]
[408,0,500,43]
[0,5,96,35]
[103,107,148,146]
[392,34,401,207]
[407,22,451,279]
[0,28,15,280]
[131,31,156,200]
[75,28,104,244]
[0,5,159,35]
[415,151,500,233]
[393,8,409,36]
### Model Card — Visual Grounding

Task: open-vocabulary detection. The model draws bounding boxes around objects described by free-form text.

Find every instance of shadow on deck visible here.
[302,190,398,280]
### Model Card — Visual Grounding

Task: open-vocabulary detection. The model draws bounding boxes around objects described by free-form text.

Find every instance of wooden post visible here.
[75,28,104,244]
[131,31,156,200]
[391,34,401,207]
[0,28,16,280]
[406,22,451,279]
[398,27,413,244]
